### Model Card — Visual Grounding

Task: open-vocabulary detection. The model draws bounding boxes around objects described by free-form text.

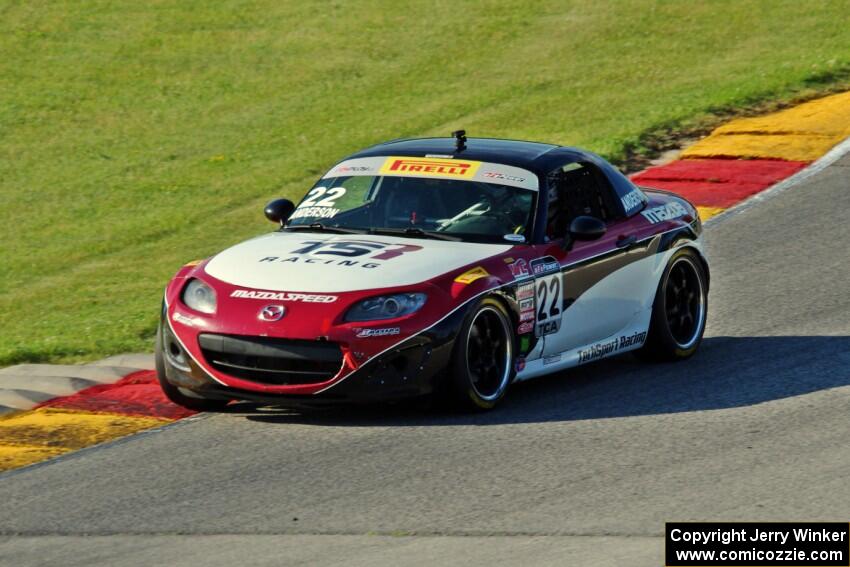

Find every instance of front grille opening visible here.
[199,334,343,386]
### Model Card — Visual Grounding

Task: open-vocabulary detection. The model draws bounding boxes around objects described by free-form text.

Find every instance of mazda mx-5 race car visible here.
[156,132,709,411]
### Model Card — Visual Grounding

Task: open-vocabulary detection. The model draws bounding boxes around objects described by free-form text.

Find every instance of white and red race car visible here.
[157,133,709,410]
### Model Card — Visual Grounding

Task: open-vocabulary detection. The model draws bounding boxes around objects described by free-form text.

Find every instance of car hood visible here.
[203,231,512,293]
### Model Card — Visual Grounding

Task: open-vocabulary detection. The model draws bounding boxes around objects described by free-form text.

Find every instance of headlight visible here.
[182,279,217,314]
[345,293,426,322]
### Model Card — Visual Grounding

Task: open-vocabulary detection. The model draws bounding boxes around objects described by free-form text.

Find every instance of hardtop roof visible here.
[346,137,594,174]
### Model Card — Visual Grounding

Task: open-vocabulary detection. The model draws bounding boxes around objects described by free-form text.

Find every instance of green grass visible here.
[2,0,849,365]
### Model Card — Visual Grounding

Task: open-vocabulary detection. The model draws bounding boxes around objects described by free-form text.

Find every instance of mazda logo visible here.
[259,305,286,321]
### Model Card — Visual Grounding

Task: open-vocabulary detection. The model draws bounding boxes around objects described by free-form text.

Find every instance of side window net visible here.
[546,162,620,238]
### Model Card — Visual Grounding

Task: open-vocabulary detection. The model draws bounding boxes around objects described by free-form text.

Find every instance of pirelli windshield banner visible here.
[323,156,539,191]
[666,522,850,567]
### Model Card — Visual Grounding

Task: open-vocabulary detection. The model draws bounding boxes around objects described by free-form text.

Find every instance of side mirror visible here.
[569,215,606,241]
[264,199,295,226]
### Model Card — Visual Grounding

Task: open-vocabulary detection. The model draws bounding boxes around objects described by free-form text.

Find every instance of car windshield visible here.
[286,174,536,244]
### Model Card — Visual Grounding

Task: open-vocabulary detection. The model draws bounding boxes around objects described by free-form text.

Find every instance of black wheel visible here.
[640,249,707,361]
[447,298,514,410]
[155,325,230,412]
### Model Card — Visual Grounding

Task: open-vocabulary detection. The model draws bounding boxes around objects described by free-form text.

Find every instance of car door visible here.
[534,161,654,356]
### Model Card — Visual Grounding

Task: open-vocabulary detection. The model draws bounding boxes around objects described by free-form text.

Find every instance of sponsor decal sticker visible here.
[620,190,644,213]
[324,157,537,190]
[258,240,423,270]
[507,258,530,279]
[578,338,618,364]
[619,330,647,349]
[519,295,535,322]
[641,201,688,224]
[543,354,561,366]
[380,156,481,179]
[483,171,526,183]
[172,311,200,327]
[323,158,382,178]
[336,165,373,173]
[356,327,401,338]
[231,290,338,303]
[517,321,534,335]
[577,331,647,364]
[530,256,560,276]
[517,282,535,301]
[454,266,490,284]
[503,234,526,243]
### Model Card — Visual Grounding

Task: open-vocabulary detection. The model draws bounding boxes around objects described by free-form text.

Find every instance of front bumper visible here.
[158,306,466,405]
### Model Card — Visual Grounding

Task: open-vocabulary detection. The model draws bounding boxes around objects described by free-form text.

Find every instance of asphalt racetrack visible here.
[1,152,849,566]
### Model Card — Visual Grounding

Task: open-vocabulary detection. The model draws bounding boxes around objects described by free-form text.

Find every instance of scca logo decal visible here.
[380,156,481,179]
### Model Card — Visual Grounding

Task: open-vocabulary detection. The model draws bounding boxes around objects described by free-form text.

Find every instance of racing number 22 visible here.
[300,186,346,208]
[537,277,561,320]
[535,274,562,336]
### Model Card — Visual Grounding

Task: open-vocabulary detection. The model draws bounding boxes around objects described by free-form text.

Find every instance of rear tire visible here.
[446,298,514,410]
[639,249,707,361]
[155,325,230,412]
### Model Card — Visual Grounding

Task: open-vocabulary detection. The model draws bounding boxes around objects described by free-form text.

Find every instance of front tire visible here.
[155,325,230,412]
[640,249,708,361]
[446,298,514,410]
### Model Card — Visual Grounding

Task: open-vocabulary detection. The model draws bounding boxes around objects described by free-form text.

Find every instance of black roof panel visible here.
[348,137,567,172]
